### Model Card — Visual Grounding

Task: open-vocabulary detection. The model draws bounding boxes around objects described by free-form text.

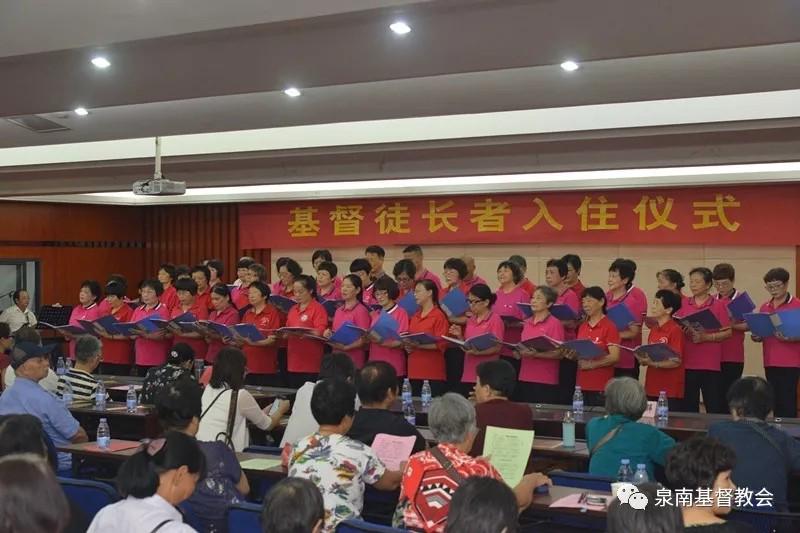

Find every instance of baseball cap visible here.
[168,343,195,365]
[9,342,56,369]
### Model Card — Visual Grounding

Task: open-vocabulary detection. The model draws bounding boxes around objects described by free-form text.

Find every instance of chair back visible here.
[58,477,119,521]
[729,508,800,533]
[227,501,262,533]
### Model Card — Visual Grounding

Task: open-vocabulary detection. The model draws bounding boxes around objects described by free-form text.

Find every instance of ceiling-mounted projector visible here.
[132,136,186,196]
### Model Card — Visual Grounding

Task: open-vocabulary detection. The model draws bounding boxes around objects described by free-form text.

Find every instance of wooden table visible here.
[69,401,161,440]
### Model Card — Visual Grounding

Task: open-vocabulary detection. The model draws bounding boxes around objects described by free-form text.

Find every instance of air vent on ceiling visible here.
[5,115,70,133]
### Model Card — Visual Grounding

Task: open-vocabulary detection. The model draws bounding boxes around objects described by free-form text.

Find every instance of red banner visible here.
[239,184,800,249]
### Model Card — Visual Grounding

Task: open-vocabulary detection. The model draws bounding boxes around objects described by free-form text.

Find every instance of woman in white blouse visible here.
[196,347,290,451]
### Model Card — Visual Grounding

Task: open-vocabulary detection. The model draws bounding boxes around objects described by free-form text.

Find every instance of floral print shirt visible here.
[288,432,386,532]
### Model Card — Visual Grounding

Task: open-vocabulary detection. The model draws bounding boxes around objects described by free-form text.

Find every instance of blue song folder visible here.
[516,302,534,318]
[360,312,401,342]
[675,308,722,331]
[398,292,419,316]
[727,292,755,321]
[607,304,636,332]
[319,298,344,318]
[269,295,296,314]
[505,335,562,352]
[549,304,580,321]
[40,322,90,335]
[401,332,439,345]
[614,342,680,362]
[442,333,501,351]
[231,323,267,342]
[771,308,800,338]
[440,289,469,318]
[561,339,604,359]
[328,321,363,345]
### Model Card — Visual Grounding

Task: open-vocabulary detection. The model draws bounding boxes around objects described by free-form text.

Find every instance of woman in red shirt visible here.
[636,289,685,411]
[203,285,239,364]
[191,265,213,312]
[316,261,342,303]
[94,279,134,375]
[283,275,328,389]
[169,277,209,362]
[237,281,282,386]
[403,279,449,397]
[563,286,620,406]
[158,263,179,313]
[272,257,301,299]
[325,274,371,368]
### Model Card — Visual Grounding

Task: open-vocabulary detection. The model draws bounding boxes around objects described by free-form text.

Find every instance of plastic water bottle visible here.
[126,384,137,413]
[194,359,205,381]
[562,411,576,448]
[633,463,649,485]
[61,381,74,406]
[572,386,584,415]
[97,418,111,449]
[403,401,416,425]
[421,380,432,408]
[617,459,633,482]
[95,381,106,410]
[401,378,412,405]
[56,357,66,376]
[657,391,669,420]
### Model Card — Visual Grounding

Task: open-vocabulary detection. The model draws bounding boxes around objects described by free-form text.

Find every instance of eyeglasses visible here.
[765,282,785,290]
[467,299,483,305]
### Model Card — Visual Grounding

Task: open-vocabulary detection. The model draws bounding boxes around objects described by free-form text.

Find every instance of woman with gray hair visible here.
[586,377,676,479]
[394,393,550,533]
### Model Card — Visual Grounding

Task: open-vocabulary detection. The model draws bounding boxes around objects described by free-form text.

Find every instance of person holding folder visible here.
[368,276,410,377]
[636,290,685,411]
[403,244,442,292]
[273,257,302,299]
[545,258,581,404]
[316,261,342,302]
[169,277,209,362]
[443,258,470,391]
[349,258,377,307]
[680,267,731,414]
[325,274,371,368]
[61,280,103,361]
[752,267,800,418]
[94,280,134,375]
[157,263,179,313]
[283,275,328,388]
[191,264,213,312]
[403,279,449,397]
[606,259,648,380]
[492,260,528,378]
[203,285,239,364]
[131,278,171,375]
[516,286,565,404]
[561,286,620,406]
[562,254,585,297]
[237,281,282,386]
[712,263,749,398]
[392,259,417,298]
[656,268,687,304]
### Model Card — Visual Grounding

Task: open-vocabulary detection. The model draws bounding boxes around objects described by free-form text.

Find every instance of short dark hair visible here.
[174,265,191,279]
[236,256,256,270]
[139,278,164,296]
[658,269,685,290]
[416,279,440,306]
[312,249,333,263]
[343,273,365,303]
[468,283,496,307]
[159,263,177,280]
[403,245,423,255]
[211,284,234,308]
[689,267,713,285]
[609,258,637,288]
[445,476,518,533]
[711,263,735,282]
[275,257,289,270]
[280,258,303,278]
[206,259,225,278]
[764,267,790,284]
[727,376,774,420]
[80,279,102,300]
[0,414,51,467]
[665,436,736,491]
[607,482,683,533]
[116,431,206,499]
[11,289,26,304]
[546,258,568,278]
[248,263,268,282]
[262,478,324,533]
[155,377,203,432]
[393,259,416,279]
[372,275,400,300]
[508,254,527,270]
[476,359,517,398]
[357,361,398,405]
[105,280,127,298]
[311,379,356,425]
[294,274,318,298]
[316,261,338,279]
[174,277,198,295]
[443,258,468,280]
[581,286,608,314]
[249,280,271,299]
[319,352,356,382]
[365,245,386,258]
[655,289,682,316]
[349,258,371,276]
[191,265,211,283]
[562,254,582,272]
[497,260,523,284]
[0,456,70,533]
[210,347,246,390]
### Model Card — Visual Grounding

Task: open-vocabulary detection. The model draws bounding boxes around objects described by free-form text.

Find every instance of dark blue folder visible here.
[401,332,439,345]
[319,298,344,318]
[231,323,266,342]
[329,321,363,345]
[269,295,296,314]
[675,308,722,331]
[440,289,469,318]
[398,292,419,316]
[772,308,800,338]
[727,292,756,322]
[550,304,580,321]
[562,339,604,359]
[369,312,401,342]
[607,304,636,332]
[516,302,534,318]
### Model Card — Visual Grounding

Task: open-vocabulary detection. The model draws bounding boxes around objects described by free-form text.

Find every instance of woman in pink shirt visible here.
[203,285,240,364]
[272,257,301,299]
[130,278,170,375]
[752,267,800,418]
[443,258,471,392]
[680,267,732,413]
[448,284,504,396]
[368,276,410,377]
[492,260,529,380]
[325,274,371,368]
[711,263,748,400]
[316,261,342,303]
[516,286,566,404]
[545,258,582,404]
[62,280,103,360]
[606,258,648,380]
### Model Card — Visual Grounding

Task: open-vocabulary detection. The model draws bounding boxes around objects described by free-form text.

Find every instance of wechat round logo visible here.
[617,483,649,510]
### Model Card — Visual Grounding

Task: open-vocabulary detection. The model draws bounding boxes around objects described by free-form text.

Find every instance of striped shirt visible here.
[56,368,98,401]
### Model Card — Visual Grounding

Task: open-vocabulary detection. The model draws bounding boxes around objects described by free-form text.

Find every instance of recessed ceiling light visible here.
[283,87,302,98]
[389,21,411,35]
[91,56,111,69]
[560,60,580,72]
[74,107,89,116]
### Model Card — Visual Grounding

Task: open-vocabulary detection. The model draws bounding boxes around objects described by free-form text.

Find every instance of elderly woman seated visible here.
[586,377,676,479]
[394,393,550,533]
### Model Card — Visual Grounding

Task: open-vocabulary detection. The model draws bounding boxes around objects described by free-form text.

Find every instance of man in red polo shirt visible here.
[403,244,442,292]
[562,254,586,297]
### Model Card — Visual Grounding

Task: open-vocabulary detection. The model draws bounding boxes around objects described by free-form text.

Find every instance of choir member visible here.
[325,274,371,368]
[392,259,417,298]
[316,261,342,301]
[442,257,470,390]
[545,258,581,404]
[206,258,226,288]
[157,263,179,313]
[203,285,239,364]
[562,254,585,297]
[712,263,747,397]
[95,280,134,375]
[283,275,328,388]
[492,260,528,377]
[368,276,410,377]
[191,265,213,312]
[508,254,536,297]
[657,269,687,303]
[516,286,565,404]
[606,259,647,379]
[452,284,504,397]
[232,256,255,288]
[365,245,387,281]
[403,245,442,291]
[349,258,376,306]
[237,281,282,386]
[63,280,102,360]
[403,279,449,396]
[273,257,302,299]
[169,277,209,362]
[461,256,487,291]
[131,278,170,376]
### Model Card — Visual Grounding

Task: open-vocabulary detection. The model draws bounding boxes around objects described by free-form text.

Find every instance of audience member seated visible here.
[262,478,324,533]
[607,482,683,533]
[666,436,754,532]
[708,376,800,512]
[286,379,403,532]
[444,476,520,533]
[56,335,102,402]
[586,377,675,479]
[88,431,206,533]
[469,359,532,457]
[0,289,37,332]
[141,343,196,404]
[281,351,357,447]
[347,361,426,452]
[394,393,550,533]
[0,323,12,390]
[155,378,248,532]
[0,454,70,533]
[196,347,289,451]
[5,325,60,394]
[0,341,88,472]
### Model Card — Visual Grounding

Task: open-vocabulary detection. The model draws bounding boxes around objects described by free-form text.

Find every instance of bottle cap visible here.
[100,417,107,422]
[621,459,630,464]
[637,464,646,469]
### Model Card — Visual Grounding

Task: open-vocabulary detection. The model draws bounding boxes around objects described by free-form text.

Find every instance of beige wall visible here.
[273,244,796,378]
